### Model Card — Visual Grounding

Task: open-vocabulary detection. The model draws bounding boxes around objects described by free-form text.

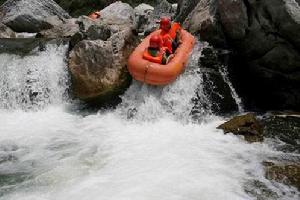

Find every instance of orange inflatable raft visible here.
[127,29,195,86]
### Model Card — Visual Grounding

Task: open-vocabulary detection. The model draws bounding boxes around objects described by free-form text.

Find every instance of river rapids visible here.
[0,42,298,200]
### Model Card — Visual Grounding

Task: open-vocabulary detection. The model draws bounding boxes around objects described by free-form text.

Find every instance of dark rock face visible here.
[218,113,264,142]
[0,22,15,38]
[181,0,300,111]
[0,0,70,33]
[191,46,239,116]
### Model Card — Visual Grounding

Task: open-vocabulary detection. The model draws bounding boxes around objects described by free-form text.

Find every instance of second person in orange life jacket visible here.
[159,17,182,54]
[143,35,169,65]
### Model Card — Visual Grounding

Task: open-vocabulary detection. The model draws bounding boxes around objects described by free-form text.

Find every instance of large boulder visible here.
[181,0,300,111]
[99,1,134,25]
[68,27,138,104]
[0,0,70,33]
[67,2,138,105]
[0,22,15,38]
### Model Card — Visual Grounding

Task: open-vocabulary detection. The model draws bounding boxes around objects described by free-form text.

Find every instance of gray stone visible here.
[99,1,134,26]
[0,0,70,33]
[144,0,173,36]
[38,18,79,38]
[133,3,154,34]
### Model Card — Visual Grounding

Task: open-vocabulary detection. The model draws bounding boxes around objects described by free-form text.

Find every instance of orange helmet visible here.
[149,35,162,48]
[160,17,171,32]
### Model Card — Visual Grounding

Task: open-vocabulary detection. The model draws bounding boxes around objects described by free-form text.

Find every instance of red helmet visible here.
[160,17,171,31]
[149,35,162,48]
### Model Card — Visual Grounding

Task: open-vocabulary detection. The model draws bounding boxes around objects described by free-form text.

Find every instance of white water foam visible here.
[0,41,299,200]
[0,43,69,110]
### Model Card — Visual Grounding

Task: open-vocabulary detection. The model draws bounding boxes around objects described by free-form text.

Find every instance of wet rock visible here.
[68,27,138,105]
[218,113,264,143]
[264,161,300,191]
[0,0,70,33]
[192,46,238,116]
[244,180,280,200]
[261,114,300,153]
[0,22,15,38]
[0,38,69,55]
[133,3,154,34]
[181,0,300,111]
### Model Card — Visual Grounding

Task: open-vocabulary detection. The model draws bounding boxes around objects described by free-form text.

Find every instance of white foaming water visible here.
[0,42,299,200]
[219,66,244,113]
[0,43,69,110]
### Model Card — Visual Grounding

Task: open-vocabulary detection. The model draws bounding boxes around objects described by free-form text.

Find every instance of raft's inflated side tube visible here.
[128,29,195,86]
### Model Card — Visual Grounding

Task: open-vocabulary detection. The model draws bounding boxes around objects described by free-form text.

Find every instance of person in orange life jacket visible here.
[143,35,169,65]
[159,17,182,54]
[88,11,101,20]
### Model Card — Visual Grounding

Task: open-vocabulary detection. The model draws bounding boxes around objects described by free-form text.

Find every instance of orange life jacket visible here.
[143,48,164,64]
[88,11,101,20]
[160,23,181,53]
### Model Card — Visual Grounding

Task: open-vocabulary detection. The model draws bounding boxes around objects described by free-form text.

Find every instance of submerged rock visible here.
[0,0,70,33]
[0,22,15,38]
[218,113,264,143]
[262,114,300,153]
[180,0,300,111]
[264,161,300,191]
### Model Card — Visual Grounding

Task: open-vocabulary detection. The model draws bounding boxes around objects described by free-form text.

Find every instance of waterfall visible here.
[219,66,244,113]
[0,42,69,110]
[118,41,212,122]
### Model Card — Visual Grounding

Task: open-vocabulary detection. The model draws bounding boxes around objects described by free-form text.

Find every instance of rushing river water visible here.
[0,42,298,200]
